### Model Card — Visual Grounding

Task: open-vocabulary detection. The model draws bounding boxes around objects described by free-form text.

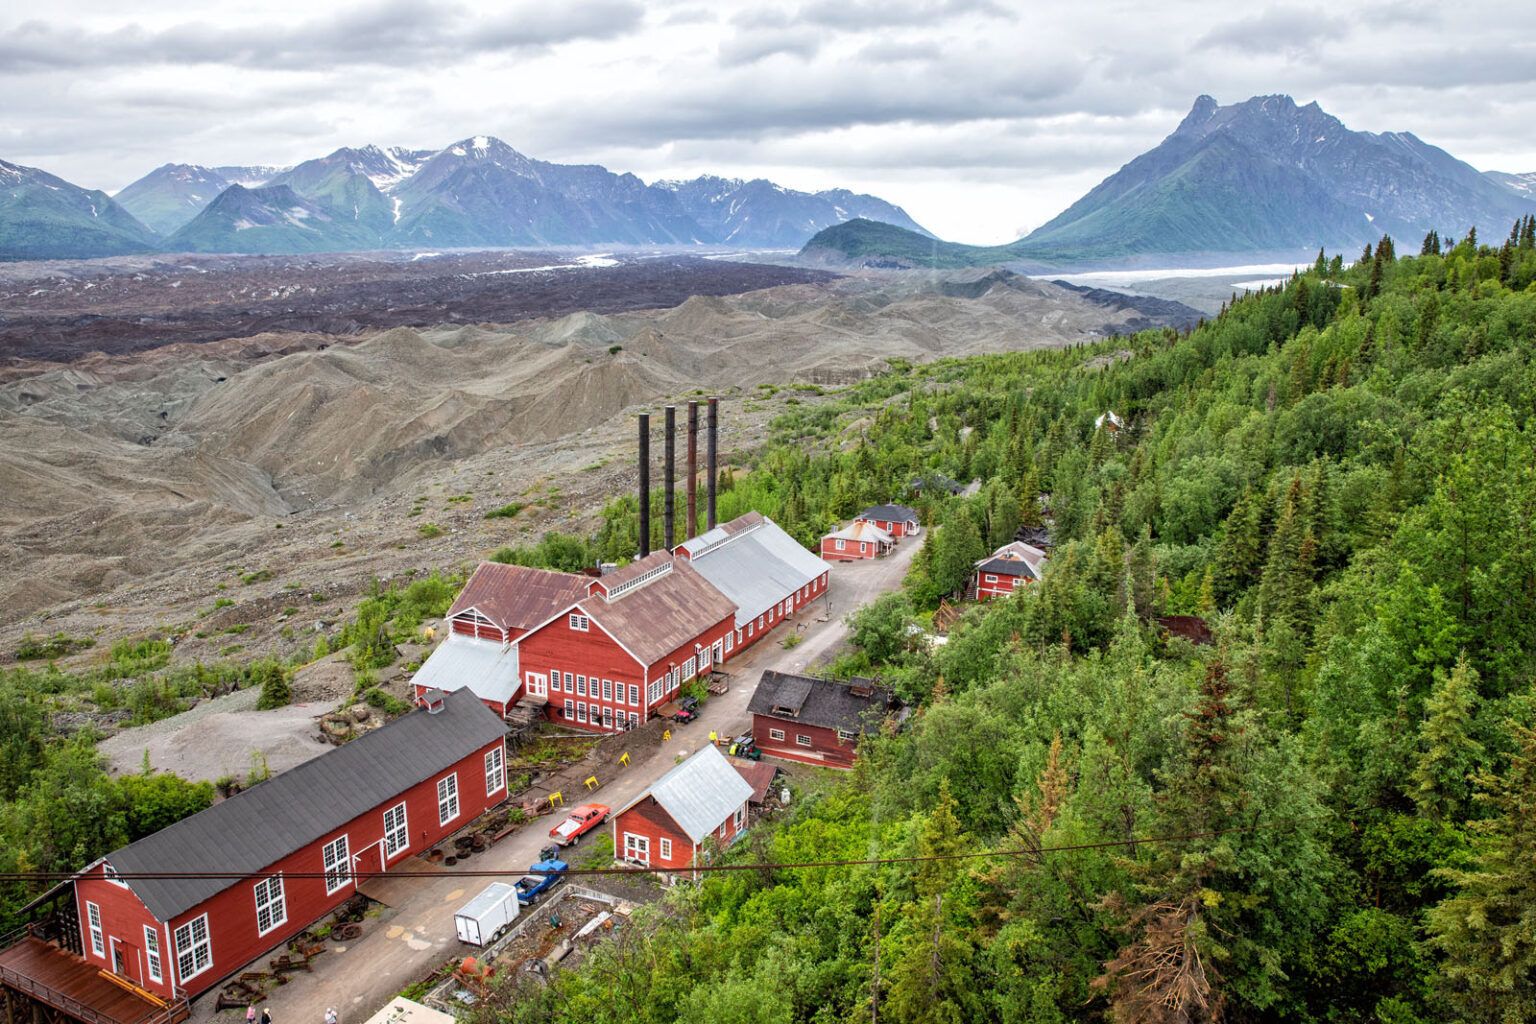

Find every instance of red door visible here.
[353,842,385,882]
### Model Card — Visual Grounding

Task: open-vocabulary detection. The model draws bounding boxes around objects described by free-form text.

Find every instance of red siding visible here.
[518,609,645,733]
[856,517,915,539]
[726,572,827,657]
[642,612,737,710]
[612,793,749,874]
[975,572,1026,601]
[78,736,507,1001]
[752,714,859,769]
[821,537,879,561]
[412,683,506,718]
[74,871,166,992]
[449,612,510,644]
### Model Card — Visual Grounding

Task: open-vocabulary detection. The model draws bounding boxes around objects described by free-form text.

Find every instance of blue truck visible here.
[514,859,569,906]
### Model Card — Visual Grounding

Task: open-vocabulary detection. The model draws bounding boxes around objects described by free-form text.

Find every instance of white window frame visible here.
[86,901,104,957]
[253,874,287,936]
[437,773,460,826]
[733,805,746,831]
[589,702,600,724]
[173,914,212,982]
[629,683,639,705]
[835,538,846,550]
[659,837,673,861]
[383,801,409,859]
[563,699,574,719]
[985,574,998,583]
[564,672,574,690]
[569,613,589,631]
[577,676,587,696]
[602,678,613,700]
[628,712,639,728]
[577,703,588,723]
[143,926,163,983]
[725,632,735,653]
[623,832,650,864]
[837,729,855,744]
[769,728,785,742]
[323,835,351,895]
[485,745,505,795]
[796,734,813,747]
[102,863,129,889]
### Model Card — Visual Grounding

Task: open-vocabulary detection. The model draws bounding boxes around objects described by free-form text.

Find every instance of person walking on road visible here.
[260,1008,272,1024]
[325,1009,339,1024]
[247,1006,257,1024]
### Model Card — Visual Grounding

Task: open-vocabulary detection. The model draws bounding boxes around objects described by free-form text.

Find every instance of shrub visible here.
[418,523,444,538]
[239,569,273,585]
[485,502,526,520]
[254,661,293,710]
[362,687,411,716]
[15,632,94,661]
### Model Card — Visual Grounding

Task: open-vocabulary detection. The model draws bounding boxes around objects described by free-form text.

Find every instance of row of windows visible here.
[112,747,508,988]
[622,831,673,863]
[766,727,856,746]
[549,671,640,706]
[563,701,640,730]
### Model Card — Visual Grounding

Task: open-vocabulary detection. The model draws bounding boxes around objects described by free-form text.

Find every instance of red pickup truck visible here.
[548,803,610,847]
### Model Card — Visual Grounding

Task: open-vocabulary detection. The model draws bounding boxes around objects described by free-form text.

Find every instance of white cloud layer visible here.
[2,0,1533,243]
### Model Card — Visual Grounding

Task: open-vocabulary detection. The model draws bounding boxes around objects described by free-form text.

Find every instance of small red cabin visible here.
[855,504,920,539]
[747,670,901,769]
[65,691,507,1002]
[611,745,754,879]
[820,520,894,561]
[972,541,1048,601]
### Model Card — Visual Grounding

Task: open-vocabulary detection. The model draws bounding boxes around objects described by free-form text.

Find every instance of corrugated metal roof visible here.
[580,554,737,667]
[749,670,898,735]
[824,521,893,543]
[685,515,829,628]
[105,689,506,922]
[448,563,589,632]
[858,504,919,523]
[622,745,753,844]
[411,637,520,706]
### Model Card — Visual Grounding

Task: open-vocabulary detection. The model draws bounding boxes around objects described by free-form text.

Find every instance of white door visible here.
[526,673,547,698]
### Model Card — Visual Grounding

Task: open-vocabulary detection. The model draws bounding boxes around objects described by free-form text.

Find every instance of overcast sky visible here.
[4,0,1533,243]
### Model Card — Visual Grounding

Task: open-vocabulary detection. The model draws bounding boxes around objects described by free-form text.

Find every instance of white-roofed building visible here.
[673,511,831,656]
[611,744,755,878]
[411,635,521,716]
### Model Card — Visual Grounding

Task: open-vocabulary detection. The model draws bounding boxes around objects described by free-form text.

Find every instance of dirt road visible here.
[203,535,922,1024]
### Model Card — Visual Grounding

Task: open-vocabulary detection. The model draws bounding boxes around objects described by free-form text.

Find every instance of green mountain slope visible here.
[0,159,159,260]
[114,164,237,235]
[163,184,380,254]
[799,218,1020,268]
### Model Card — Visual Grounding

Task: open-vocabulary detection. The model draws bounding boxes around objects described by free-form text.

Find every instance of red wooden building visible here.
[747,670,901,769]
[66,690,506,1002]
[520,552,738,733]
[972,540,1048,601]
[819,520,894,561]
[855,504,921,539]
[611,745,754,879]
[674,512,830,655]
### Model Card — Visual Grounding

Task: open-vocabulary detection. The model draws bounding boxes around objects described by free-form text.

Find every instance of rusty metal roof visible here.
[580,554,736,667]
[448,562,589,631]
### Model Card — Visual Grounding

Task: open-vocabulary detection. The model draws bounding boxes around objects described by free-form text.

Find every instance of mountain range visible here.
[0,137,930,260]
[803,94,1536,268]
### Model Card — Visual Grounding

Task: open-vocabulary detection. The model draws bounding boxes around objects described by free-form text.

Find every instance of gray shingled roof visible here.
[104,689,506,922]
[748,670,898,735]
[858,504,919,523]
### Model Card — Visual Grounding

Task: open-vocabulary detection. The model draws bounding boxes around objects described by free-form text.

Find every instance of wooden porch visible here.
[0,937,187,1024]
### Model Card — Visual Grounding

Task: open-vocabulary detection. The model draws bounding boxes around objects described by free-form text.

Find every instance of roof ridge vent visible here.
[603,560,673,602]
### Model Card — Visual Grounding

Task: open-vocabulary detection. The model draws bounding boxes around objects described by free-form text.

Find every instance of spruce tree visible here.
[1427,713,1536,1022]
[1411,655,1483,822]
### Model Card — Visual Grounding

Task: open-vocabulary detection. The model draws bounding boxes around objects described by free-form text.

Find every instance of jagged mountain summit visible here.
[92,135,930,256]
[1019,94,1535,259]
[1,158,159,261]
[657,176,932,248]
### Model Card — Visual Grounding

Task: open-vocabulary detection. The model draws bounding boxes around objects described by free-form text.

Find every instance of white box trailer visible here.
[454,882,520,947]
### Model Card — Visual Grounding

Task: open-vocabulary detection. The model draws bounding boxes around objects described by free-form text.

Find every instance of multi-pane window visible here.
[437,774,460,825]
[589,703,600,724]
[835,538,846,550]
[734,805,746,831]
[628,712,639,728]
[485,746,505,794]
[577,676,587,696]
[384,802,409,858]
[86,901,104,957]
[253,874,287,936]
[143,926,163,983]
[563,699,574,719]
[769,728,785,741]
[681,656,697,680]
[725,632,735,653]
[796,734,813,747]
[628,684,639,705]
[323,836,350,894]
[103,863,128,888]
[659,837,673,861]
[174,914,212,981]
[623,833,649,863]
[602,679,613,700]
[577,703,588,722]
[648,680,661,704]
[564,672,574,690]
[837,730,855,744]
[569,614,589,631]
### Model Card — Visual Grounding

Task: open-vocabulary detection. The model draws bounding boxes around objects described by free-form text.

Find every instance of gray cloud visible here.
[717,25,823,65]
[1197,7,1350,55]
[0,0,644,71]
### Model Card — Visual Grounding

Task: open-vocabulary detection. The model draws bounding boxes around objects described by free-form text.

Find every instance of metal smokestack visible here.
[707,397,719,529]
[686,401,699,540]
[637,413,650,557]
[664,405,676,551]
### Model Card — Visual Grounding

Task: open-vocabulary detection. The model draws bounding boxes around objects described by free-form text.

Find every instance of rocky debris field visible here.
[0,250,835,364]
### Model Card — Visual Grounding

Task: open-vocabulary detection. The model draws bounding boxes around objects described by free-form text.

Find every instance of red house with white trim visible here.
[674,512,831,655]
[819,520,894,561]
[747,670,900,769]
[855,504,921,539]
[973,541,1048,601]
[64,690,506,1002]
[611,744,754,879]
